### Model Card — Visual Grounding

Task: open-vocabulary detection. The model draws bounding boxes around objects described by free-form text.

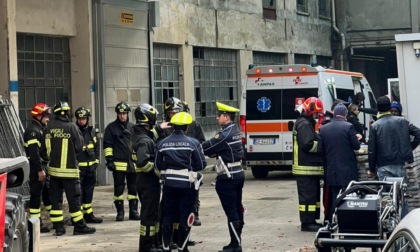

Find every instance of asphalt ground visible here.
[39,169,370,252]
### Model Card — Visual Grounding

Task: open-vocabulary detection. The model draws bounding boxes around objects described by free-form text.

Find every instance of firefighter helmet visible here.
[74,107,91,118]
[302,97,324,116]
[115,102,131,113]
[31,103,52,117]
[134,103,158,127]
[180,101,190,112]
[53,101,71,116]
[170,112,192,126]
[164,97,183,120]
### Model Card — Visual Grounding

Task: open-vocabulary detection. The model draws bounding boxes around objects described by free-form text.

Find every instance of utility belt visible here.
[160,169,198,183]
[215,158,243,178]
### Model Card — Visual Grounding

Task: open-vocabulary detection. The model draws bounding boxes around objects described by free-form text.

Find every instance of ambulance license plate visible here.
[253,138,276,145]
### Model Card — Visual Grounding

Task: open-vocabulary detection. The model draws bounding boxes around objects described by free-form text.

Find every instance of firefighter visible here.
[42,101,96,236]
[153,97,184,141]
[156,111,207,252]
[202,102,244,252]
[104,101,140,221]
[131,103,161,252]
[292,97,324,232]
[75,107,103,223]
[24,103,52,233]
[180,100,205,227]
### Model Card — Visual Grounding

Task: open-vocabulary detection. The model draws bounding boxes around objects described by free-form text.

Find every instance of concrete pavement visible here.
[39,170,321,251]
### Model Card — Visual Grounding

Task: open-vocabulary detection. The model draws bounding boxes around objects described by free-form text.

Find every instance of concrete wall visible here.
[70,0,95,125]
[154,0,331,56]
[14,0,93,117]
[0,0,11,99]
[16,0,76,36]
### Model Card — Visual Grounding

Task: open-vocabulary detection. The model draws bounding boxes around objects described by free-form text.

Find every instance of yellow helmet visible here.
[170,112,192,125]
[216,102,240,114]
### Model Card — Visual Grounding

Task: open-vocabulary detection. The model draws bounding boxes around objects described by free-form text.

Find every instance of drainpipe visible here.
[332,0,345,70]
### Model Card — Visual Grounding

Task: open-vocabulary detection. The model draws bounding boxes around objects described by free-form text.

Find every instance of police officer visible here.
[131,103,161,252]
[42,101,96,236]
[75,107,103,223]
[103,102,140,221]
[202,102,244,252]
[24,103,52,233]
[156,112,207,252]
[293,97,324,232]
[155,97,205,248]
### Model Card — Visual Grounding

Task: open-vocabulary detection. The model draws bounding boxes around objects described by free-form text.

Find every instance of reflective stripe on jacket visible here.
[43,115,83,179]
[292,116,323,176]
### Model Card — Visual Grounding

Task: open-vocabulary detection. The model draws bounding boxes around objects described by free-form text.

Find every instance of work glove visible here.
[88,163,98,173]
[106,162,116,172]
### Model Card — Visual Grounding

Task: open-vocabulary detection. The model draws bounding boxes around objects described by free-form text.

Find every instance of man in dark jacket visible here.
[347,103,366,143]
[202,102,244,252]
[318,104,361,222]
[75,107,102,224]
[156,111,206,252]
[368,96,420,180]
[42,101,96,236]
[131,103,161,252]
[25,103,52,233]
[293,97,324,232]
[104,102,140,221]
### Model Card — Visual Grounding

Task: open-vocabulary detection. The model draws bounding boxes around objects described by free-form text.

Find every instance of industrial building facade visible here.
[10,0,419,184]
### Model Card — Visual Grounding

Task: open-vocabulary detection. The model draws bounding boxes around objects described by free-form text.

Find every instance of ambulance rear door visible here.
[244,65,319,178]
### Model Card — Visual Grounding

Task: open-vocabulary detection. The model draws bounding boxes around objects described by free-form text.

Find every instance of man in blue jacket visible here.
[156,111,206,252]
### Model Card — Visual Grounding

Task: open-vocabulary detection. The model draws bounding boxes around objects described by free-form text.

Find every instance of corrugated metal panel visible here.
[103,4,150,121]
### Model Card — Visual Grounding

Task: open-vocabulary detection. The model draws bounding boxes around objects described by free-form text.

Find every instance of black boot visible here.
[54,221,66,236]
[219,221,242,252]
[84,212,103,224]
[177,225,191,252]
[161,225,172,252]
[129,199,141,220]
[193,213,201,226]
[40,218,50,233]
[73,219,96,235]
[114,200,124,221]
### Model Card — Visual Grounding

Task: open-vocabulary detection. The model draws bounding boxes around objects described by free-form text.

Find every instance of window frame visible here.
[262,0,277,20]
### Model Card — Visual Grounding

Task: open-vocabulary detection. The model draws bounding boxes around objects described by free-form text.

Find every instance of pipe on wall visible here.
[332,0,345,70]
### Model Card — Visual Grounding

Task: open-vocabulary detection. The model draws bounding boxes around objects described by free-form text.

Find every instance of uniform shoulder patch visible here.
[214,133,219,139]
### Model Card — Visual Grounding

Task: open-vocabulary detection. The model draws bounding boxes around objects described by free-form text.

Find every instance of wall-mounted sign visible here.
[120,12,134,24]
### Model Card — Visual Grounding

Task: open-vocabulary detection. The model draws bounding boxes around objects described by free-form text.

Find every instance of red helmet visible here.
[31,103,52,117]
[302,97,324,116]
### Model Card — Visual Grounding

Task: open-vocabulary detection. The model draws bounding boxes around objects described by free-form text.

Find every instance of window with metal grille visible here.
[294,54,311,64]
[193,47,239,133]
[253,51,286,66]
[319,0,330,18]
[17,34,71,128]
[263,0,277,20]
[297,0,308,13]
[153,44,180,121]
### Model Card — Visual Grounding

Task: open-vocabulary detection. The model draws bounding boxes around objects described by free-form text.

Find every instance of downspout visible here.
[332,0,345,70]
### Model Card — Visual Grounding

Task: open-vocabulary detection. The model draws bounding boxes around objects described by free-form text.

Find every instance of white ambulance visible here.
[240,64,377,179]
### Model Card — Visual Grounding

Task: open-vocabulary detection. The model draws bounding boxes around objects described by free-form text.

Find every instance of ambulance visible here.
[240,64,377,179]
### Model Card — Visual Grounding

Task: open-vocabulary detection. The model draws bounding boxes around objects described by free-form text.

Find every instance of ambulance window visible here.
[336,88,355,103]
[282,88,318,119]
[246,90,282,120]
[368,92,377,109]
